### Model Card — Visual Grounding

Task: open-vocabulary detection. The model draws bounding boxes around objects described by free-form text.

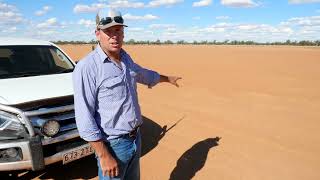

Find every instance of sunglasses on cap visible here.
[99,16,124,25]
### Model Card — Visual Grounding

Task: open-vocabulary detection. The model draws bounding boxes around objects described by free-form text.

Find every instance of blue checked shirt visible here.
[72,44,160,141]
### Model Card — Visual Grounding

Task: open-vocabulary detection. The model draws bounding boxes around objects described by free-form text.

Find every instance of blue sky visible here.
[1,0,320,42]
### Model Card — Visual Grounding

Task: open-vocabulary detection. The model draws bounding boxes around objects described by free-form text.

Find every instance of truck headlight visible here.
[41,120,60,137]
[0,110,27,140]
[0,147,23,162]
[32,118,60,137]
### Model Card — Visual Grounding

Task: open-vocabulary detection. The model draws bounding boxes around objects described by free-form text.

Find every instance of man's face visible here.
[96,25,124,54]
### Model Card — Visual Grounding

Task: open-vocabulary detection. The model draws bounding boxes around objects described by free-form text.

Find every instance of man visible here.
[72,9,181,180]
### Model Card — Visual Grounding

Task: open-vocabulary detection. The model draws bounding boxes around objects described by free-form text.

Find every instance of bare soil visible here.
[22,45,320,180]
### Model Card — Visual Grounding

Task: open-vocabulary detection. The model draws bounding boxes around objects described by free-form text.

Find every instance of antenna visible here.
[96,13,100,25]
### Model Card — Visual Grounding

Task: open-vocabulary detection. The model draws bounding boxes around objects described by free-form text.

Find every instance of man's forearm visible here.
[89,140,111,158]
[159,75,169,83]
[159,75,181,87]
[89,140,119,177]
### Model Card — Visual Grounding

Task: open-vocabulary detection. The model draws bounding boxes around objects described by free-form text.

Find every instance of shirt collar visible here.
[96,43,108,63]
[96,43,126,63]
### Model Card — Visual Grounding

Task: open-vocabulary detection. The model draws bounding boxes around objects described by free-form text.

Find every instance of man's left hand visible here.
[168,76,182,87]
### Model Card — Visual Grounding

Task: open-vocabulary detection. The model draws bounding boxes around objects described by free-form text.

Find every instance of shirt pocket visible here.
[129,70,138,90]
[129,70,137,82]
[99,76,126,101]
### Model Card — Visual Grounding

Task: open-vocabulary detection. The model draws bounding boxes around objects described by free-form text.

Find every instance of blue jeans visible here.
[96,132,141,180]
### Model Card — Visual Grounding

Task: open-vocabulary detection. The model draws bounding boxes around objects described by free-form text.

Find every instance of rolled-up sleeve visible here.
[72,62,102,141]
[132,62,160,88]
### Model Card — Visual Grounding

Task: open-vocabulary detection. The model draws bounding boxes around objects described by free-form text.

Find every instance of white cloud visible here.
[128,27,144,32]
[78,19,96,27]
[0,2,16,11]
[193,0,212,7]
[147,0,184,8]
[289,0,320,4]
[10,26,17,31]
[74,0,184,11]
[237,24,258,30]
[282,16,320,26]
[200,24,277,41]
[201,22,232,33]
[37,30,56,36]
[126,20,305,42]
[0,2,23,25]
[44,6,51,11]
[235,24,295,34]
[193,16,201,20]
[73,3,107,13]
[216,16,231,20]
[1,26,17,33]
[202,26,226,32]
[36,18,58,28]
[108,0,145,8]
[0,11,23,24]
[149,24,176,29]
[3,2,319,44]
[206,23,294,35]
[123,13,159,20]
[35,6,52,16]
[158,19,308,43]
[280,27,294,34]
[221,0,259,8]
[166,27,177,32]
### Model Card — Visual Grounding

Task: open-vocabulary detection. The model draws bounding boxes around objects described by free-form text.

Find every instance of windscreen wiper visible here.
[56,69,74,73]
[4,72,47,78]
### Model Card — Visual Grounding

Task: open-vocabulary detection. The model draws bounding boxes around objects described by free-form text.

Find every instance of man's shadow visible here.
[169,137,221,180]
[140,115,183,157]
[16,115,181,179]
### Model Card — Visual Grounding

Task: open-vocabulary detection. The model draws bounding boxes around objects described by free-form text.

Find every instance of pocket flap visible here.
[103,76,123,88]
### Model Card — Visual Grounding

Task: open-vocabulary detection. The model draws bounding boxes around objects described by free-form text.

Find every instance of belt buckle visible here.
[128,127,138,138]
[128,130,136,138]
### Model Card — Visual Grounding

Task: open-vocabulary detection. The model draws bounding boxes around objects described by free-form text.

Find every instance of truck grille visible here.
[25,104,77,138]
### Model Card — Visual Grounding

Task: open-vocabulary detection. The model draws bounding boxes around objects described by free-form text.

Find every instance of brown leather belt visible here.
[122,126,140,138]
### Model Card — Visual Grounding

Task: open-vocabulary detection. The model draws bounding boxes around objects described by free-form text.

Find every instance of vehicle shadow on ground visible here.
[17,115,183,179]
[169,137,221,180]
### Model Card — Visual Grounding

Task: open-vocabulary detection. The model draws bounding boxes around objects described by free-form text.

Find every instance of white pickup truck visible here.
[0,38,93,173]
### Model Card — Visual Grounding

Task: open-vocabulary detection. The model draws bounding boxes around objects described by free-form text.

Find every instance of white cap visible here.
[96,9,127,29]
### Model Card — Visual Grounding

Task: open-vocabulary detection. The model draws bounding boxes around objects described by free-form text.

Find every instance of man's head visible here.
[95,9,127,55]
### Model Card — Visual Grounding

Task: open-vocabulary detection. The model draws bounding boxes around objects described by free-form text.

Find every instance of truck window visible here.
[0,46,74,79]
[50,48,74,70]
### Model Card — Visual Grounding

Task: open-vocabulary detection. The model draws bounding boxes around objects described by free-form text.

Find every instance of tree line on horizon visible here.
[53,39,320,46]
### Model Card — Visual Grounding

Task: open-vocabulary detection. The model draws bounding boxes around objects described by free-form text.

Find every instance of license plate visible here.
[62,143,94,164]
